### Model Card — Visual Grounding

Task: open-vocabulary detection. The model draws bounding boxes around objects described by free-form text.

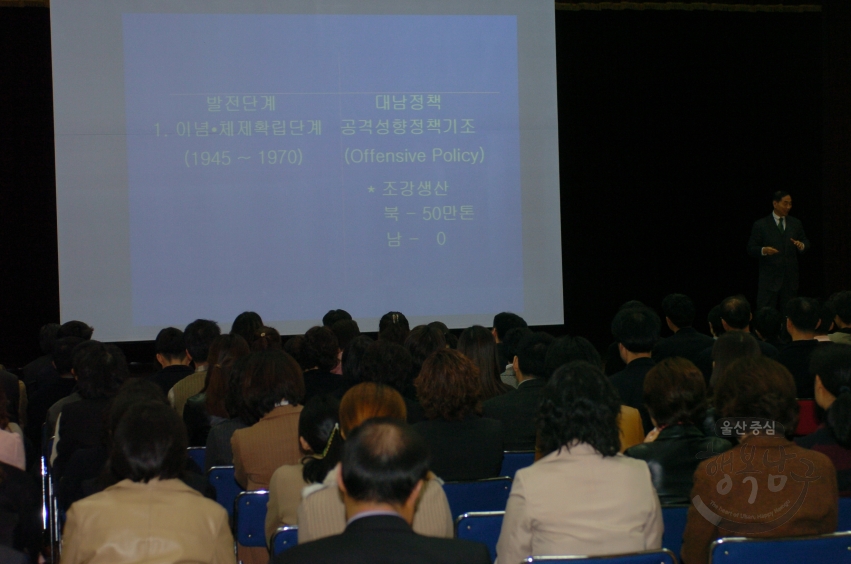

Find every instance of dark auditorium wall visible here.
[0,4,847,366]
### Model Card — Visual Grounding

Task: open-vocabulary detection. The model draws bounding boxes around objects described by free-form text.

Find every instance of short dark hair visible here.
[544,336,602,377]
[341,419,429,505]
[405,325,446,379]
[492,312,527,341]
[816,301,836,335]
[415,349,480,421]
[661,294,696,328]
[360,341,413,393]
[643,358,707,427]
[773,190,790,202]
[831,291,851,325]
[753,307,783,342]
[251,326,282,351]
[611,306,660,353]
[230,312,263,344]
[720,296,751,330]
[304,326,340,371]
[184,319,221,363]
[785,297,820,332]
[52,336,84,374]
[331,319,361,352]
[40,323,61,355]
[58,320,94,340]
[342,335,375,382]
[155,327,186,359]
[378,312,410,345]
[708,305,725,337]
[515,332,555,379]
[710,331,761,389]
[283,335,311,370]
[538,361,621,457]
[323,309,352,327]
[73,341,128,399]
[109,378,168,436]
[110,401,187,482]
[233,351,306,424]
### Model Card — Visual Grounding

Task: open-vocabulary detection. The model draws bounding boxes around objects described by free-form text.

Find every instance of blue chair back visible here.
[838,497,851,532]
[208,466,243,516]
[187,446,206,471]
[271,526,299,556]
[661,504,689,556]
[709,532,851,563]
[443,478,512,520]
[234,490,269,547]
[500,451,536,478]
[455,511,504,561]
[524,549,676,563]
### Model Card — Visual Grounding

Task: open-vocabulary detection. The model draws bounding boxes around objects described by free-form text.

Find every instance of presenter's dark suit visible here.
[481,377,544,451]
[747,214,810,310]
[272,514,491,564]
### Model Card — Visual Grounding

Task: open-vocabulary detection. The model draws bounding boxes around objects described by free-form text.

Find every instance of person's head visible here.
[611,306,660,354]
[708,305,725,338]
[785,297,820,336]
[233,350,305,425]
[514,331,555,380]
[811,345,851,446]
[283,335,311,370]
[251,326,282,351]
[154,327,187,366]
[110,401,187,482]
[39,323,61,355]
[714,357,798,438]
[544,335,602,377]
[414,349,480,421]
[404,325,446,379]
[753,307,783,342]
[661,294,696,330]
[338,419,429,521]
[205,334,250,418]
[52,336,84,375]
[300,395,343,484]
[73,341,128,399]
[360,341,413,393]
[831,291,851,328]
[323,309,352,328]
[501,327,532,368]
[428,322,456,349]
[339,382,407,436]
[378,312,410,345]
[538,361,621,457]
[772,190,792,218]
[710,331,761,389]
[304,326,340,371]
[342,335,375,382]
[816,301,836,336]
[720,296,751,331]
[331,319,361,352]
[230,312,263,345]
[108,378,168,440]
[492,312,527,342]
[183,319,221,364]
[457,325,504,399]
[644,358,707,427]
[58,320,94,340]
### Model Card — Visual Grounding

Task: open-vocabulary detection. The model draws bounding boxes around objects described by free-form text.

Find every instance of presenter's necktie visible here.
[778,218,785,235]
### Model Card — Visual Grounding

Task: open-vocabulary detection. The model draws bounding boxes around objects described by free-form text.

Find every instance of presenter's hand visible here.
[791,239,805,251]
[763,247,780,255]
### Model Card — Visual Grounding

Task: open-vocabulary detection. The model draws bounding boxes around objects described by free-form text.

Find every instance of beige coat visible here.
[232,404,303,490]
[496,443,662,564]
[265,463,308,541]
[296,466,454,544]
[168,367,207,418]
[60,478,234,564]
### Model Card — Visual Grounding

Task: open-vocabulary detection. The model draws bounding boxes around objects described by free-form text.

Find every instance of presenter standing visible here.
[747,191,810,310]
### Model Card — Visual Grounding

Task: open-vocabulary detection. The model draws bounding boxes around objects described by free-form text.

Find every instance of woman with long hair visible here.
[457,325,512,401]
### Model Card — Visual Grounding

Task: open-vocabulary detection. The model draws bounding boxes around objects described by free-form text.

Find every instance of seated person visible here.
[60,402,234,564]
[204,344,251,471]
[301,327,343,403]
[296,383,453,543]
[625,358,732,504]
[0,385,25,471]
[681,357,838,564]
[496,361,662,564]
[272,419,489,564]
[458,325,514,402]
[412,349,503,481]
[149,327,193,396]
[796,344,851,495]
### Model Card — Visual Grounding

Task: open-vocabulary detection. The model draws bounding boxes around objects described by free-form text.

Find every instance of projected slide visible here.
[122,14,521,326]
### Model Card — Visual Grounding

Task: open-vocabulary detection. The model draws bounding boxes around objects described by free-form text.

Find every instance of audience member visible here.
[0,368,22,429]
[230,311,264,345]
[330,319,360,353]
[496,361,662,564]
[458,325,512,401]
[360,341,423,422]
[297,383,453,543]
[0,439,41,560]
[491,312,527,363]
[57,320,94,341]
[404,325,446,382]
[150,327,193,396]
[796,344,851,495]
[708,331,761,390]
[60,402,234,564]
[777,297,824,398]
[25,336,81,446]
[302,326,343,402]
[169,319,221,417]
[815,300,836,342]
[652,293,714,364]
[829,291,851,345]
[625,358,732,504]
[378,311,410,345]
[498,326,531,388]
[609,305,660,433]
[428,321,457,349]
[251,326,283,351]
[482,332,552,450]
[604,300,647,376]
[413,349,503,481]
[322,309,352,328]
[283,335,311,370]
[21,322,60,393]
[752,306,785,348]
[205,346,253,471]
[680,357,838,564]
[0,385,24,471]
[334,334,374,397]
[275,419,488,564]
